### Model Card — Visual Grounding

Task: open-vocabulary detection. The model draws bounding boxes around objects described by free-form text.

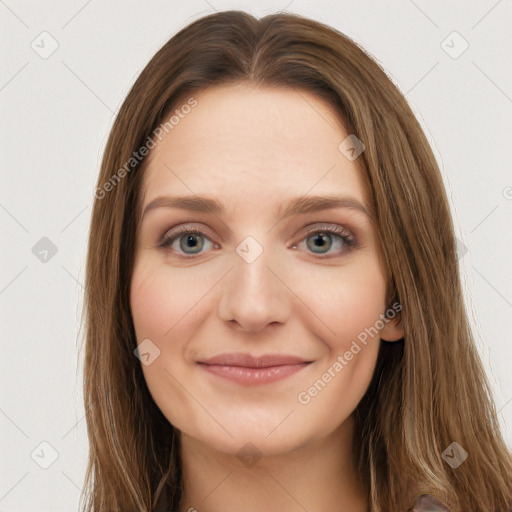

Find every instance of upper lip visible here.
[198,353,311,368]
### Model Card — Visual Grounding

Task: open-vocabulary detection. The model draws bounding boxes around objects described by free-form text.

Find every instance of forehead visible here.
[141,83,368,216]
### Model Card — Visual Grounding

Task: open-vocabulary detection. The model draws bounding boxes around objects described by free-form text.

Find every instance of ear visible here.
[379,317,404,342]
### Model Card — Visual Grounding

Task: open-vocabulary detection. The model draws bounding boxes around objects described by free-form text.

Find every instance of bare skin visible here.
[130,82,403,512]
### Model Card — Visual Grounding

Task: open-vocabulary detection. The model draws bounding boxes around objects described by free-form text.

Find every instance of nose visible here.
[217,244,291,333]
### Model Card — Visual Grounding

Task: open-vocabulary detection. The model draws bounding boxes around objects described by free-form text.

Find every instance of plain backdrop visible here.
[1,1,511,510]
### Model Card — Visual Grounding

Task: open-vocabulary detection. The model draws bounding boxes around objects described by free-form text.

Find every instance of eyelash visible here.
[158,223,358,259]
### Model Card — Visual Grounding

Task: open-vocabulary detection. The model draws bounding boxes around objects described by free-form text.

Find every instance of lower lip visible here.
[198,362,310,386]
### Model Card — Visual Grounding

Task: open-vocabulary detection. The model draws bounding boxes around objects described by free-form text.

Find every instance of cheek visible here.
[130,260,210,345]
[130,260,216,432]
[294,257,388,354]
[290,261,387,438]
[129,250,389,445]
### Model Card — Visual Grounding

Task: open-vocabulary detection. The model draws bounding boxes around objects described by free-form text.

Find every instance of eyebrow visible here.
[141,194,372,222]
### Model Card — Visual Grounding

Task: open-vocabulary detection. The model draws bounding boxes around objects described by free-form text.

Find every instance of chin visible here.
[182,425,316,461]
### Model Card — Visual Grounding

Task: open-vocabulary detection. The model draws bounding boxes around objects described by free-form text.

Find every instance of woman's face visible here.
[130,82,403,457]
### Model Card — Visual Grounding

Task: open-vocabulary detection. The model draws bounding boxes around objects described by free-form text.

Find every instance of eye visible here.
[293,224,357,258]
[159,223,358,259]
[159,226,215,256]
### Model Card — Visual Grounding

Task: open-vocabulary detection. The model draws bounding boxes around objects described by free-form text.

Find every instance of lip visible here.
[197,353,312,386]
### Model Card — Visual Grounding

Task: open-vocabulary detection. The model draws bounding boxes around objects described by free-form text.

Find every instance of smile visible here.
[197,353,313,386]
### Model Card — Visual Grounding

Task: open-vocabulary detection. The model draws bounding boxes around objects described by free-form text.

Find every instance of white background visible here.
[1,1,511,510]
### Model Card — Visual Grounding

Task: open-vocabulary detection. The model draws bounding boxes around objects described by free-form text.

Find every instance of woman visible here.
[81,10,512,512]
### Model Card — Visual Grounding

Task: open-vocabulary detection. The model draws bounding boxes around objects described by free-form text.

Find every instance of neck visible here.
[178,415,368,512]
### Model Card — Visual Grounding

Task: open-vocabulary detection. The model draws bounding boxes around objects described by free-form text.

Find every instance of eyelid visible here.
[159,223,217,245]
[159,221,359,259]
[160,222,354,244]
[298,222,354,239]
[289,222,358,256]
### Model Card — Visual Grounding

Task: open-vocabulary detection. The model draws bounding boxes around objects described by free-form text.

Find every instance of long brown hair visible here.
[81,10,512,512]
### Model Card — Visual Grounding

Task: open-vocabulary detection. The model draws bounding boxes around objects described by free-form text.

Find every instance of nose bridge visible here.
[236,238,275,294]
[217,235,290,331]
